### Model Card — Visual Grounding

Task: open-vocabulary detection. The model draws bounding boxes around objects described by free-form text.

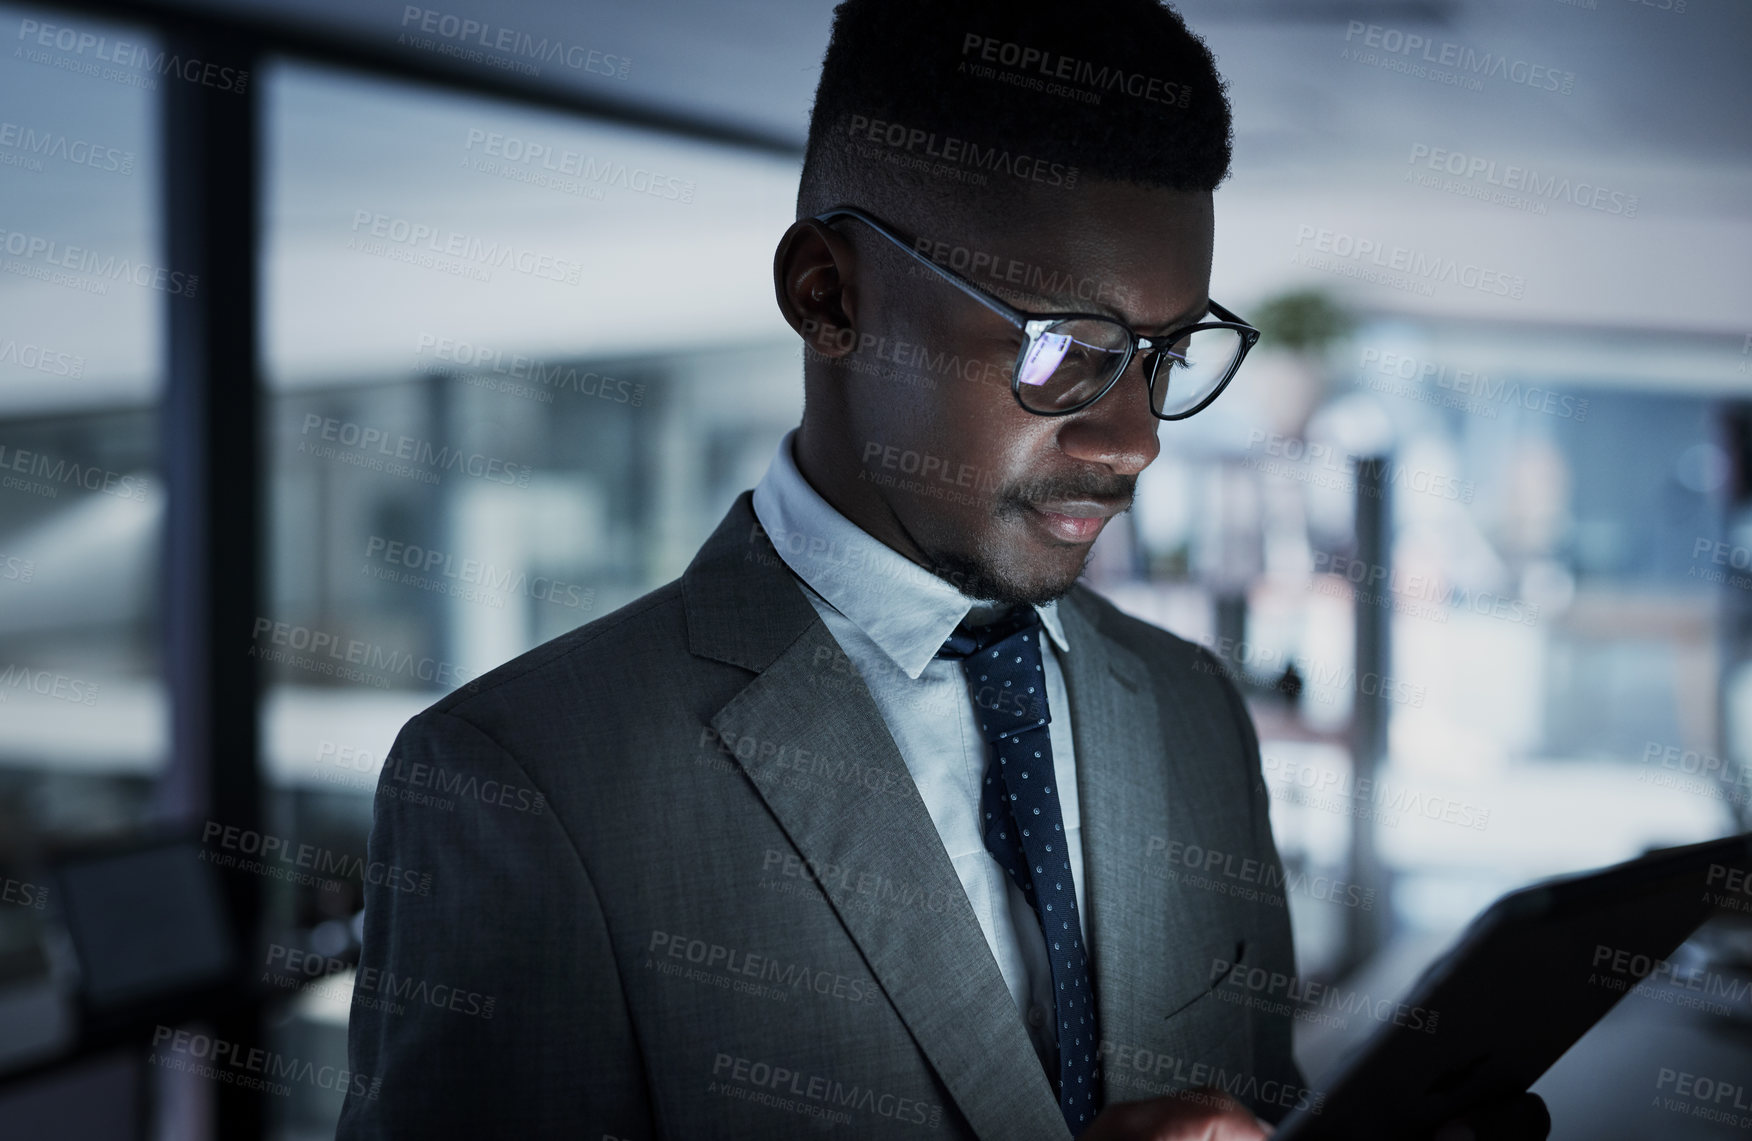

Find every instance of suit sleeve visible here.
[335,709,656,1140]
[1198,647,1313,1124]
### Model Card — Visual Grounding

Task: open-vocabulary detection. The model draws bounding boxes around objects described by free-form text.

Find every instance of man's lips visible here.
[1025,497,1128,543]
[1031,497,1128,519]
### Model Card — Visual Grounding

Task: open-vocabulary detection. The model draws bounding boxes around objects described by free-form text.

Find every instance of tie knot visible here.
[935,605,1043,661]
[936,606,1051,740]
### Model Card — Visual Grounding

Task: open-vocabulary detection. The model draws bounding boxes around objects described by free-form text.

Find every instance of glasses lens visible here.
[1014,319,1131,412]
[1152,325,1246,418]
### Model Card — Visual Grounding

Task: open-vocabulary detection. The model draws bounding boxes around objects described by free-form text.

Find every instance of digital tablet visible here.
[1271,831,1752,1141]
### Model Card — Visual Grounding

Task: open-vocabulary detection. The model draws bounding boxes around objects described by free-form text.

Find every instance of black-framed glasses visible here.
[813,204,1260,420]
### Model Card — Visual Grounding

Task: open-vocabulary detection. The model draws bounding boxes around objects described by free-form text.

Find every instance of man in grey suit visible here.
[340,2,1546,1138]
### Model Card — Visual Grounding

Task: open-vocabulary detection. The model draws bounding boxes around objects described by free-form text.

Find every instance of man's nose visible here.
[1054,356,1161,475]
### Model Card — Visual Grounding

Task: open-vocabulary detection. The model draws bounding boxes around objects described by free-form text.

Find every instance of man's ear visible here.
[773,218,860,361]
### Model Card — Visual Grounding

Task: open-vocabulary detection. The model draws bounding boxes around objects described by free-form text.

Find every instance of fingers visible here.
[1075,1087,1270,1141]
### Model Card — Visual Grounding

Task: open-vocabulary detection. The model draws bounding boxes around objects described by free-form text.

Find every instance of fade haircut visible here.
[797,0,1233,224]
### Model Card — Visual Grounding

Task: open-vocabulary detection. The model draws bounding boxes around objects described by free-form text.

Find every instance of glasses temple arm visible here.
[812,207,1028,330]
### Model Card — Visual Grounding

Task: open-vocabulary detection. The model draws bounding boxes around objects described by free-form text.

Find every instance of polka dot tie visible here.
[937,606,1102,1136]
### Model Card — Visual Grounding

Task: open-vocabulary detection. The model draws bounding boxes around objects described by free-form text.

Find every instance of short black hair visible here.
[798,0,1232,222]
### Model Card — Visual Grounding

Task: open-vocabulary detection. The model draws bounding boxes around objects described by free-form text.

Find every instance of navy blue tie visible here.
[937,606,1102,1136]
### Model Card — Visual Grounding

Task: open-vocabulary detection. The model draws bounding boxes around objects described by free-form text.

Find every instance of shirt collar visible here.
[751,429,1069,681]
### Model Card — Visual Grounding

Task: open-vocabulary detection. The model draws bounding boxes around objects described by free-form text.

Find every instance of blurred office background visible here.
[0,0,1748,1137]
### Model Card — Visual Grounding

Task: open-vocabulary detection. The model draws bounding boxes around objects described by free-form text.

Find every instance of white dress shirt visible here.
[751,428,1089,1077]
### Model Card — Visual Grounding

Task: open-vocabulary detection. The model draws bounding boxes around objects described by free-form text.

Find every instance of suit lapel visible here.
[685,494,1070,1141]
[1057,589,1246,1077]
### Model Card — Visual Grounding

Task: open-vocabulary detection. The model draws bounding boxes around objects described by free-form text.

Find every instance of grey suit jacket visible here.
[336,491,1307,1140]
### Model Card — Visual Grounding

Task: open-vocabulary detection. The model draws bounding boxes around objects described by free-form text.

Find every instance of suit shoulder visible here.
[418,577,687,724]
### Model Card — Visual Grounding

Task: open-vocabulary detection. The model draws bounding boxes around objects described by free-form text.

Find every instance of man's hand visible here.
[1072,1088,1550,1141]
[1075,1087,1270,1141]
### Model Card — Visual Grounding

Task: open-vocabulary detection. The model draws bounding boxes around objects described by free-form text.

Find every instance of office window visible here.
[257,57,801,1136]
[0,3,164,849]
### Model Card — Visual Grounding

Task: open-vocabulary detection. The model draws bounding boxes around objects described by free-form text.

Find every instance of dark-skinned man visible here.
[339,2,1551,1138]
